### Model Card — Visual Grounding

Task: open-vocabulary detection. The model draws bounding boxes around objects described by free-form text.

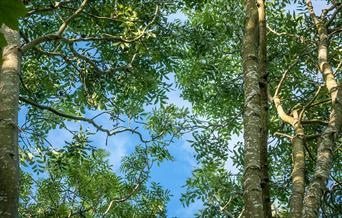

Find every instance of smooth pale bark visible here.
[242,0,264,217]
[274,75,306,216]
[257,1,272,217]
[273,97,306,217]
[290,136,305,217]
[303,2,342,216]
[289,111,305,218]
[0,26,21,217]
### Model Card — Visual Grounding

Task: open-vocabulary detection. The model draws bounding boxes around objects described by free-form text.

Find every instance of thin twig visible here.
[19,97,154,143]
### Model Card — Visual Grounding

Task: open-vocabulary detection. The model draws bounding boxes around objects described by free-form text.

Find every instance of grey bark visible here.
[257,1,272,217]
[303,2,342,215]
[242,0,264,217]
[288,110,305,218]
[0,26,21,218]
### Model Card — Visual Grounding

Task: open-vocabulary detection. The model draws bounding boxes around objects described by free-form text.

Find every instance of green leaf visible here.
[0,0,27,30]
[0,32,6,49]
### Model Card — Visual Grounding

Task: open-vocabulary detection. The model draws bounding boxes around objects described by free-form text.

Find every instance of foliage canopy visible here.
[0,0,340,217]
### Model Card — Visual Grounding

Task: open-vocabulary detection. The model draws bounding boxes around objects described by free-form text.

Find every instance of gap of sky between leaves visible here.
[18,1,327,217]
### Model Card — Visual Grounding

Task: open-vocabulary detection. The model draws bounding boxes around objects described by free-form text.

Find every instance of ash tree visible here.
[0,0,188,217]
[175,0,341,217]
[1,0,341,217]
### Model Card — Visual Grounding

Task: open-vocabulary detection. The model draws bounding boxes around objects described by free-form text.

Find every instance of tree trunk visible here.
[290,136,305,218]
[288,110,305,218]
[242,0,264,217]
[257,1,272,217]
[289,135,305,217]
[302,5,342,216]
[0,26,21,218]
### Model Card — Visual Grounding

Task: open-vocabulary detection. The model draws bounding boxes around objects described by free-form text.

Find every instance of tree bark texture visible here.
[242,0,264,217]
[0,26,21,218]
[273,99,306,217]
[303,2,342,216]
[289,136,305,217]
[257,1,272,217]
[288,110,305,218]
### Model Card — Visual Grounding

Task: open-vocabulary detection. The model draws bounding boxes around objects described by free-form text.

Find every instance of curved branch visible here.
[21,3,158,54]
[299,85,322,121]
[57,0,89,35]
[326,4,342,27]
[21,0,89,53]
[26,0,79,16]
[273,60,299,125]
[104,149,153,215]
[19,96,152,143]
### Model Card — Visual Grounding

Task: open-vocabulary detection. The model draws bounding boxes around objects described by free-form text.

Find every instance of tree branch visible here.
[301,120,329,125]
[306,0,320,26]
[21,0,89,53]
[26,0,79,16]
[299,85,322,121]
[103,148,153,215]
[19,96,153,143]
[57,0,89,36]
[273,59,299,125]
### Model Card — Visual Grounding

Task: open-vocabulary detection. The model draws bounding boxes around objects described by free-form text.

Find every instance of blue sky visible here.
[160,1,328,216]
[18,75,203,217]
[18,1,329,217]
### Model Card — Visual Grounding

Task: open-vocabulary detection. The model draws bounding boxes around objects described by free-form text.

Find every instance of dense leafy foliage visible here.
[0,0,339,217]
[17,0,187,216]
[20,131,171,217]
[0,0,26,49]
[173,0,341,217]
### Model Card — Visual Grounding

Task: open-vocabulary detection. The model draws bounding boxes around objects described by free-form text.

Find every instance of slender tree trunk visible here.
[242,0,264,217]
[303,2,342,215]
[0,26,21,218]
[257,1,272,217]
[273,96,306,217]
[289,136,305,217]
[289,110,305,218]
